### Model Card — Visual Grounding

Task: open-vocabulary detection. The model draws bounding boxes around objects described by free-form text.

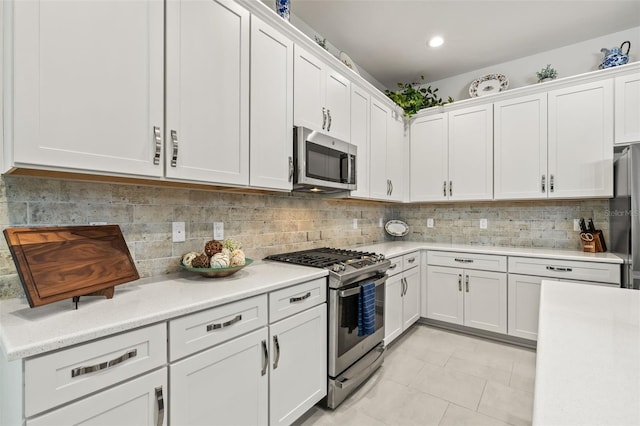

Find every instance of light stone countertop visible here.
[533,281,640,426]
[0,261,327,361]
[0,242,623,361]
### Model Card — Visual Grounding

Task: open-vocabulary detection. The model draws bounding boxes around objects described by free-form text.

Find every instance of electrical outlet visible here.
[353,218,358,229]
[573,219,580,232]
[378,218,384,228]
[172,222,185,242]
[213,222,224,240]
[479,218,488,229]
[427,218,434,228]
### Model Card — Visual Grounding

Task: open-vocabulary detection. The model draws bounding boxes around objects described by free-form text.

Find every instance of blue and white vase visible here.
[275,0,290,21]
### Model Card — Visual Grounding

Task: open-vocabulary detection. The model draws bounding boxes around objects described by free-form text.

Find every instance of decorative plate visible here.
[469,74,509,97]
[385,220,409,237]
[339,52,360,75]
[180,258,253,278]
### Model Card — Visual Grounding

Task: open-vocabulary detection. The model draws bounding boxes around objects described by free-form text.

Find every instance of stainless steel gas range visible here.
[264,247,391,409]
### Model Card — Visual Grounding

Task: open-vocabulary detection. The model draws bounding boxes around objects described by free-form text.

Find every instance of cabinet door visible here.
[387,113,405,201]
[548,80,613,198]
[426,266,464,325]
[615,73,640,144]
[448,104,493,201]
[384,273,404,345]
[165,0,249,185]
[27,369,167,426]
[294,46,325,132]
[402,267,421,330]
[270,304,327,426]
[249,15,293,191]
[507,274,542,340]
[410,113,449,201]
[170,328,268,426]
[324,70,351,141]
[369,98,391,200]
[349,84,370,198]
[494,94,548,200]
[463,270,507,334]
[13,0,164,177]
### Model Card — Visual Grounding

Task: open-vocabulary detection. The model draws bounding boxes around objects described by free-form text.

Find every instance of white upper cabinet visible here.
[447,104,494,201]
[369,97,404,201]
[294,45,350,142]
[11,0,164,177]
[547,79,613,198]
[249,15,294,191]
[614,72,640,144]
[494,93,548,200]
[349,84,370,198]
[410,112,448,202]
[387,112,405,201]
[165,0,249,186]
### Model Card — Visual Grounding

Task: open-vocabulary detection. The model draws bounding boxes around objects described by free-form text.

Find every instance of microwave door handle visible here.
[347,154,353,185]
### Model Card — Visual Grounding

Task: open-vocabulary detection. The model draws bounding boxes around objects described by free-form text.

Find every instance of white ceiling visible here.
[291,0,640,89]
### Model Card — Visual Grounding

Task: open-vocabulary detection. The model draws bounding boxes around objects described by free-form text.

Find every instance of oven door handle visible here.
[335,345,385,389]
[337,276,386,298]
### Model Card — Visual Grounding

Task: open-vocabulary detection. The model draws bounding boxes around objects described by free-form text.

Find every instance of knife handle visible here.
[578,218,587,233]
[587,218,596,232]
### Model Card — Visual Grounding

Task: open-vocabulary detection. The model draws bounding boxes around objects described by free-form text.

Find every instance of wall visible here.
[429,26,640,101]
[0,175,610,300]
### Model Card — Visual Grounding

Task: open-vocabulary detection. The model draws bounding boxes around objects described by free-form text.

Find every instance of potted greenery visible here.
[536,64,558,82]
[385,76,453,118]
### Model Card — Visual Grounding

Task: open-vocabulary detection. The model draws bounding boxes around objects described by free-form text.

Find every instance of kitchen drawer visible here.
[427,251,507,272]
[269,278,327,323]
[387,256,403,276]
[24,323,166,417]
[403,252,420,270]
[169,295,268,361]
[508,257,621,284]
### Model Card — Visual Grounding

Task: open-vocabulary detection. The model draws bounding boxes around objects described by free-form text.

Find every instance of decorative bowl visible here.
[180,258,253,278]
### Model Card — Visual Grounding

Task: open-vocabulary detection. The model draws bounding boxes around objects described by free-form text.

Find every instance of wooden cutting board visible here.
[4,225,139,308]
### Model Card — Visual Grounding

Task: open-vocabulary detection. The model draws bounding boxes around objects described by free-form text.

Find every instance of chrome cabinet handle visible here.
[322,107,327,130]
[550,174,555,192]
[541,174,546,193]
[290,292,311,303]
[389,264,397,270]
[449,180,453,196]
[386,179,391,196]
[389,180,393,196]
[288,156,294,182]
[153,126,162,165]
[454,258,473,263]
[273,335,280,370]
[465,275,469,292]
[206,314,242,332]
[327,109,332,131]
[458,274,462,292]
[443,180,447,197]
[546,266,572,272]
[407,257,416,263]
[71,349,137,378]
[261,339,268,376]
[155,386,164,426]
[170,130,179,167]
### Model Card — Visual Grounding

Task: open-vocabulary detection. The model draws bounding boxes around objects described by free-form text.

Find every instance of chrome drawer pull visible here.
[454,258,474,263]
[71,349,137,378]
[389,264,398,269]
[153,126,162,165]
[546,266,572,272]
[407,257,416,263]
[206,314,242,332]
[273,335,281,369]
[290,292,311,303]
[155,386,165,426]
[261,340,268,376]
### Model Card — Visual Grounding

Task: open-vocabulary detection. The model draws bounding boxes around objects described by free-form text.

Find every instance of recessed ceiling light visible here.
[428,36,444,48]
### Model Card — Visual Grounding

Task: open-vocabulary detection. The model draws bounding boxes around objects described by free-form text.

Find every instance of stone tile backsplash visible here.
[0,176,610,299]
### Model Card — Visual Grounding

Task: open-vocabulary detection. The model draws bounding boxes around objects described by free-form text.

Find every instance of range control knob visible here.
[331,263,346,272]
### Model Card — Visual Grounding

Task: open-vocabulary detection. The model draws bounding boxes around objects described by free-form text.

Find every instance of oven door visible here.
[328,273,386,377]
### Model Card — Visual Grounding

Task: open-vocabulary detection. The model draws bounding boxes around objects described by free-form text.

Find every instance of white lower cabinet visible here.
[170,327,269,425]
[426,251,507,334]
[385,252,421,345]
[27,368,167,426]
[507,274,543,340]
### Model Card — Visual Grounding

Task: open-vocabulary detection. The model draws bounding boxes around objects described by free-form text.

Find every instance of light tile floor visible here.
[296,324,536,426]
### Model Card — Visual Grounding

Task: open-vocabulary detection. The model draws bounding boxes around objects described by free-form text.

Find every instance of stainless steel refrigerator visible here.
[610,143,640,289]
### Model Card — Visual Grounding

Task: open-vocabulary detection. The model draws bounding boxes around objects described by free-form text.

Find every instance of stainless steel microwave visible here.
[293,126,357,193]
